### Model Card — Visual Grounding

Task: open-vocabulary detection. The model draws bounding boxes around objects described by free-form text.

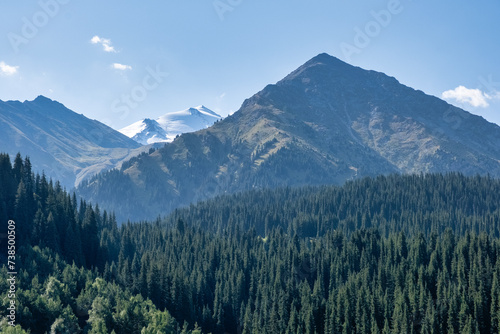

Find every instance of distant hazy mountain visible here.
[0,96,147,188]
[77,53,500,222]
[120,106,222,145]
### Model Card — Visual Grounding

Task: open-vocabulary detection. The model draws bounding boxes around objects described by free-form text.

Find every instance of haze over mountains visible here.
[120,106,222,145]
[0,97,224,188]
[0,96,146,188]
[76,53,500,222]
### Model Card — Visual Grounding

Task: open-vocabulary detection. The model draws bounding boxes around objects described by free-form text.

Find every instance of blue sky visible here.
[1,0,499,129]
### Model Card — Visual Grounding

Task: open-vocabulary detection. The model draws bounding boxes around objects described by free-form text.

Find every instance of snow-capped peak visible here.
[119,106,222,145]
[194,105,221,117]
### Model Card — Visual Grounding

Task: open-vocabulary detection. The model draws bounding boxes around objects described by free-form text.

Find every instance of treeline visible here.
[0,152,115,268]
[95,172,500,333]
[4,152,500,333]
[165,173,500,238]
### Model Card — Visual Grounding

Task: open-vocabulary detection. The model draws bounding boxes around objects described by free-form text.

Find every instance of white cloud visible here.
[0,61,19,76]
[90,35,117,53]
[90,35,100,44]
[112,63,132,71]
[441,85,492,108]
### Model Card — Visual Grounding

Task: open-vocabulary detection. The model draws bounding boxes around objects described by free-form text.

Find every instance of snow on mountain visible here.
[120,118,169,145]
[120,106,222,145]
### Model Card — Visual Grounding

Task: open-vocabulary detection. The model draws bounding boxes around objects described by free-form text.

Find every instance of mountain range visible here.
[119,106,222,145]
[0,96,147,188]
[76,53,500,222]
[0,97,225,188]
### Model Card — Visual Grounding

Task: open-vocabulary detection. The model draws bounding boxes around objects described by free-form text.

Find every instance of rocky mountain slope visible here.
[0,96,146,188]
[77,53,500,222]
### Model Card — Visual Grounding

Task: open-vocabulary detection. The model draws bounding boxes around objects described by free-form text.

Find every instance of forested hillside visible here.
[165,173,500,238]
[3,153,500,333]
[108,223,500,334]
[0,153,198,333]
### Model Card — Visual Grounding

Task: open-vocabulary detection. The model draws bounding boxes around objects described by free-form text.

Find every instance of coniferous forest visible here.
[3,152,500,333]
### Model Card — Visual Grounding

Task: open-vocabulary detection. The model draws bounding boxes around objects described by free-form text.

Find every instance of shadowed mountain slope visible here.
[77,54,500,222]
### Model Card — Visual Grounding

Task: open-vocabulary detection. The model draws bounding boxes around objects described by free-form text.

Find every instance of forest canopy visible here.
[1,152,500,333]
